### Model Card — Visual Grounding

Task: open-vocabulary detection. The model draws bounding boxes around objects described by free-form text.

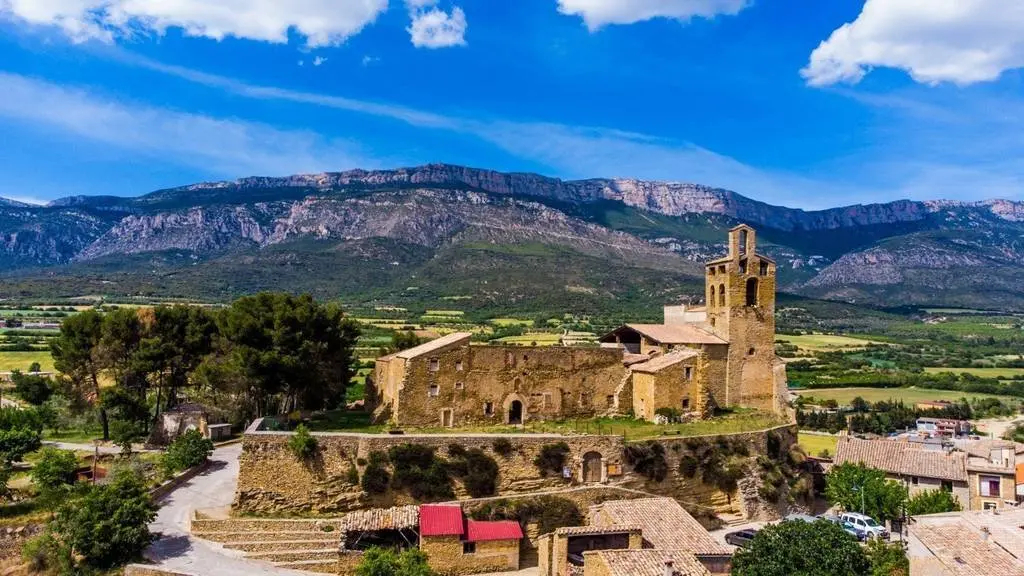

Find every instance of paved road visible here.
[145,444,313,576]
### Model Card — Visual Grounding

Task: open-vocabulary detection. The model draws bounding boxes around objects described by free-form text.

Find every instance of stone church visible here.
[372,225,787,428]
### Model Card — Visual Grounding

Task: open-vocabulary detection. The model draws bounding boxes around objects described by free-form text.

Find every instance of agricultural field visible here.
[797,433,837,457]
[776,333,884,353]
[494,332,563,346]
[490,318,534,327]
[922,367,1024,378]
[0,351,55,373]
[795,387,1020,407]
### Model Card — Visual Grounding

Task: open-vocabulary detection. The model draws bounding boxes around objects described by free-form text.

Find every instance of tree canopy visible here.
[906,489,961,516]
[825,462,907,522]
[731,519,870,576]
[355,547,436,576]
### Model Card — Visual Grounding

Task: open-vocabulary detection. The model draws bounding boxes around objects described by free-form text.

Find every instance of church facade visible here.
[372,225,787,427]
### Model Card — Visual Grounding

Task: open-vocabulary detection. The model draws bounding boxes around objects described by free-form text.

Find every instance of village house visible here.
[834,437,1024,510]
[907,508,1024,575]
[418,504,523,575]
[372,225,787,427]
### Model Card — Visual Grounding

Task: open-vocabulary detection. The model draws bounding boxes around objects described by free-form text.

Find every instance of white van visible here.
[839,512,888,539]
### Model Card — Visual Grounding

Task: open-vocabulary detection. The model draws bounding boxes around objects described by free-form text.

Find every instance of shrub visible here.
[288,424,319,461]
[534,442,570,477]
[623,441,668,482]
[906,489,961,516]
[356,547,437,576]
[447,444,466,458]
[457,449,499,498]
[12,371,53,406]
[361,452,390,495]
[389,444,452,501]
[110,420,142,457]
[346,464,360,485]
[165,429,214,473]
[470,496,582,535]
[492,438,514,458]
[678,455,699,478]
[31,448,78,494]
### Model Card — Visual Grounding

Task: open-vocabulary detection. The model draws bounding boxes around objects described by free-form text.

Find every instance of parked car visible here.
[724,529,758,548]
[819,514,867,541]
[839,512,889,539]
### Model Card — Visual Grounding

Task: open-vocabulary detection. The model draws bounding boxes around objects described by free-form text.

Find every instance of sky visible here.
[0,0,1023,209]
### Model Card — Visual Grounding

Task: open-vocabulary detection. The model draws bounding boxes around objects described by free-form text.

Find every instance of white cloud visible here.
[802,0,1024,86]
[362,55,381,66]
[0,72,374,177]
[407,4,466,48]
[313,56,327,66]
[556,0,748,30]
[0,0,388,47]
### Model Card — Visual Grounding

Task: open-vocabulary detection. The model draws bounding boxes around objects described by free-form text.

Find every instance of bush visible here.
[361,452,390,495]
[12,371,53,406]
[165,429,214,473]
[678,455,699,478]
[44,467,158,571]
[389,444,453,501]
[623,441,668,482]
[731,519,870,576]
[110,420,143,456]
[534,442,570,477]
[906,489,961,516]
[346,464,360,485]
[31,448,78,494]
[470,495,582,535]
[456,449,499,498]
[447,444,466,458]
[492,438,514,458]
[356,547,436,576]
[288,424,319,461]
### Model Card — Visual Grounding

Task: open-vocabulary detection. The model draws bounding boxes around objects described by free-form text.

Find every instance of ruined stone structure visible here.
[373,225,785,426]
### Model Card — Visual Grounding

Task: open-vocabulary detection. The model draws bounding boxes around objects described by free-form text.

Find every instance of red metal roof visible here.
[419,505,464,537]
[465,520,523,542]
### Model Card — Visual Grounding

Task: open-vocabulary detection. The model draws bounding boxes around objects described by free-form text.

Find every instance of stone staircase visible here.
[718,513,748,528]
[190,516,344,574]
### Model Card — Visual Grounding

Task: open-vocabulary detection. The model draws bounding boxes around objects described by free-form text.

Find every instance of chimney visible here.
[981,527,991,542]
[663,558,675,576]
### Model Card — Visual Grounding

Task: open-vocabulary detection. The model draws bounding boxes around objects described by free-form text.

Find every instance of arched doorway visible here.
[582,451,603,483]
[508,401,523,425]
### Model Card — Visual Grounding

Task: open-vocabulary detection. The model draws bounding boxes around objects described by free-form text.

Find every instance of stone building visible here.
[373,225,786,427]
[419,504,523,575]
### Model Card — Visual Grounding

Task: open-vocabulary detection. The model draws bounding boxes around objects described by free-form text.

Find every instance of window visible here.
[682,398,690,410]
[709,286,716,308]
[484,402,494,416]
[428,385,440,397]
[463,542,476,554]
[739,229,748,255]
[718,283,726,307]
[606,395,614,407]
[911,476,919,486]
[941,481,953,492]
[710,317,716,327]
[684,367,692,381]
[983,502,997,510]
[718,265,726,274]
[456,361,464,371]
[748,347,755,356]
[739,258,747,274]
[455,381,464,390]
[544,392,553,409]
[745,277,758,306]
[980,475,1000,497]
[709,267,716,276]
[429,358,439,372]
[760,261,769,276]
[580,392,591,407]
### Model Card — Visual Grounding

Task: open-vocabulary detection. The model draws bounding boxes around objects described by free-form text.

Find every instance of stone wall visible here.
[420,535,518,576]
[235,420,798,520]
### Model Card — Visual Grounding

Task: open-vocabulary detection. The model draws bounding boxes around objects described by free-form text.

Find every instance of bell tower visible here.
[704,225,776,409]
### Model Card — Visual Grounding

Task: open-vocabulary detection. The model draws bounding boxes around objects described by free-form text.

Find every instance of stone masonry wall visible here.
[421,535,518,576]
[235,420,798,520]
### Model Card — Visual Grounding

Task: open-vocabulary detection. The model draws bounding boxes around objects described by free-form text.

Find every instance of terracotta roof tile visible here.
[630,349,701,374]
[395,333,472,360]
[553,525,643,537]
[589,498,728,555]
[338,505,419,533]
[910,510,1024,575]
[624,324,727,345]
[834,437,968,482]
[585,549,712,576]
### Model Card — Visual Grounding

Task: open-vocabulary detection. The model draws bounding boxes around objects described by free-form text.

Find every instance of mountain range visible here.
[2,164,1023,313]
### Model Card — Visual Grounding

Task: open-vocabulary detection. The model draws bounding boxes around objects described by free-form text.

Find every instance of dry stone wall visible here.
[235,419,797,520]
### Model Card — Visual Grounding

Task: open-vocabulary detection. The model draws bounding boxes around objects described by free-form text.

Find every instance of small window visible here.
[748,348,755,356]
[760,261,769,276]
[606,395,614,407]
[911,476,919,486]
[980,475,1000,497]
[709,286,716,308]
[684,366,692,381]
[983,502,997,510]
[709,267,716,276]
[484,402,494,416]
[710,317,716,327]
[580,392,591,407]
[718,265,726,274]
[745,277,758,306]
[428,385,439,397]
[455,361,464,371]
[718,283,726,307]
[941,481,952,492]
[739,258,747,274]
[455,381,464,390]
[682,398,690,410]
[544,392,553,409]
[463,542,476,554]
[429,358,440,372]
[739,229,748,255]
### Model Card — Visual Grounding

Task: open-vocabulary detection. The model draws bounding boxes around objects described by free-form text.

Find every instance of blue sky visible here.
[0,0,1022,209]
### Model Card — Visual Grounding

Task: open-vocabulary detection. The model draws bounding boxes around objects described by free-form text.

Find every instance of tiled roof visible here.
[630,349,701,374]
[395,333,472,360]
[589,498,728,555]
[338,505,419,533]
[834,437,968,482]
[909,509,1024,575]
[465,520,523,542]
[553,525,643,537]
[624,324,727,345]
[419,504,464,537]
[585,549,712,576]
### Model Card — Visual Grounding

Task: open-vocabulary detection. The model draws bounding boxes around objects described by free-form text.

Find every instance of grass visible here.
[425,310,464,317]
[0,351,55,372]
[303,408,786,440]
[795,387,1020,406]
[43,428,103,444]
[798,433,837,457]
[495,333,563,346]
[490,318,534,327]
[922,367,1024,378]
[776,333,885,352]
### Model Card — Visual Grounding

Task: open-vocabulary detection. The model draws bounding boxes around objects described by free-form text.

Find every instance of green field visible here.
[798,433,838,457]
[776,333,885,352]
[922,367,1024,378]
[495,333,562,346]
[425,310,464,317]
[490,318,534,327]
[796,387,1019,406]
[0,351,55,372]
